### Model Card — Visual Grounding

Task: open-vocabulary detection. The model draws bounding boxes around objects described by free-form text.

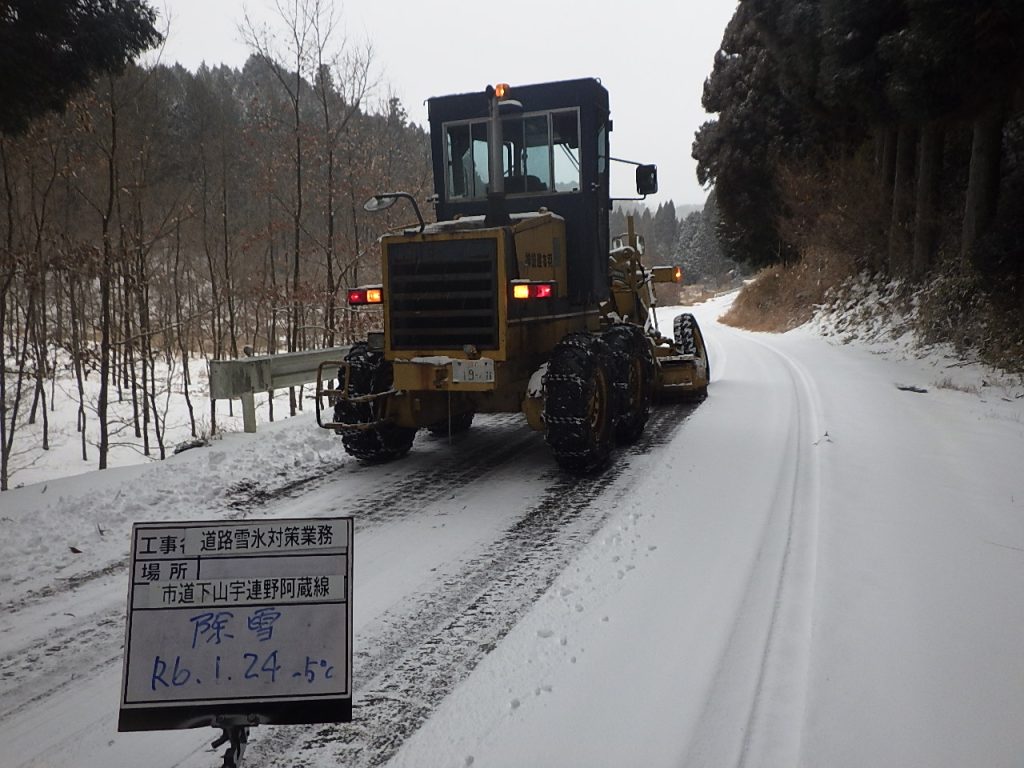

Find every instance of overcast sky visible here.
[152,0,737,207]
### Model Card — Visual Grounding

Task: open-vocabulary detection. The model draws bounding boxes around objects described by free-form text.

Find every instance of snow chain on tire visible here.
[672,311,711,397]
[603,324,655,445]
[334,342,417,462]
[542,332,614,473]
[673,312,698,355]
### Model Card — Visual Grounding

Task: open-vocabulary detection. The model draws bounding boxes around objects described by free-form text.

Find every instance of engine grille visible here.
[387,238,499,350]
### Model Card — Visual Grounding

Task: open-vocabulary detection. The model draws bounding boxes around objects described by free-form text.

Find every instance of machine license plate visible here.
[451,358,494,384]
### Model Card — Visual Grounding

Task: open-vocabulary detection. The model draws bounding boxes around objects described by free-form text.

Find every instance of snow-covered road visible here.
[1,295,1022,767]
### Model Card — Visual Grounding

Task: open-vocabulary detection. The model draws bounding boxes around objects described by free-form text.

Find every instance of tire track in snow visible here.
[736,340,823,767]
[0,607,124,722]
[239,404,700,768]
[223,414,538,525]
[340,415,543,529]
[684,331,823,768]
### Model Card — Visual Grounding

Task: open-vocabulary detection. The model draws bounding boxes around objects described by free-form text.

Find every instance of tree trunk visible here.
[912,121,944,280]
[221,145,239,359]
[68,277,88,460]
[875,124,899,273]
[290,90,303,417]
[135,218,151,457]
[325,144,336,347]
[200,146,223,361]
[266,194,277,423]
[120,239,140,434]
[961,98,1006,268]
[887,124,918,277]
[173,220,197,437]
[98,81,119,471]
[2,299,33,491]
[0,274,13,491]
[879,126,898,201]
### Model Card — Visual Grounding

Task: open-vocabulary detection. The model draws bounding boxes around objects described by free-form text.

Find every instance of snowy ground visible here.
[3,357,311,489]
[2,293,1023,767]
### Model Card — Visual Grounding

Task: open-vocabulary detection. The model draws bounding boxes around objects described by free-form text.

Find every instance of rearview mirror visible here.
[363,195,398,213]
[636,164,658,196]
[362,191,426,232]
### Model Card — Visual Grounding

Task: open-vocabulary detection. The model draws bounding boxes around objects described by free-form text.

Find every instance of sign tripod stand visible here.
[211,721,249,768]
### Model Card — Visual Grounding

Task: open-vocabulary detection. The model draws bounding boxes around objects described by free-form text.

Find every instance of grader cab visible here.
[315,79,709,472]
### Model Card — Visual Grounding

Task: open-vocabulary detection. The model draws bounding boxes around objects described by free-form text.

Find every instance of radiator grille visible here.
[387,238,499,350]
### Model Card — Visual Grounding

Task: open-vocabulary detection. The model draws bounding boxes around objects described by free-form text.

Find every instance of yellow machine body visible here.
[314,79,710,470]
[325,211,606,432]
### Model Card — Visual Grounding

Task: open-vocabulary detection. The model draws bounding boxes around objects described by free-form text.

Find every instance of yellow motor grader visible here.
[315,79,709,472]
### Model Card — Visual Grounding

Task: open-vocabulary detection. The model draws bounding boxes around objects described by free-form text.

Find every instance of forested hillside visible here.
[694,0,1024,361]
[610,197,741,298]
[0,2,430,488]
[609,201,680,265]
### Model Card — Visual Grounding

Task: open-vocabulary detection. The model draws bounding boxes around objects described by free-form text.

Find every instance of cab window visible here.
[553,110,581,192]
[446,122,489,199]
[443,108,580,199]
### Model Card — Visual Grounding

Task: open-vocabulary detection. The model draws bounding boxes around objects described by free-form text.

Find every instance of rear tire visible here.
[543,333,614,473]
[604,324,655,445]
[335,342,417,463]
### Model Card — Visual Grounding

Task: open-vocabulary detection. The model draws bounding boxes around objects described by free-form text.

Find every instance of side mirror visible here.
[362,191,426,232]
[363,194,398,213]
[635,164,658,196]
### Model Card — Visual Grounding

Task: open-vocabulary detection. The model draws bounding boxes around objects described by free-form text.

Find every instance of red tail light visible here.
[348,286,383,305]
[511,281,556,300]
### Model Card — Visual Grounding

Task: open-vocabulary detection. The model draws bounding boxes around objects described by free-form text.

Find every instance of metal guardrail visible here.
[208,347,350,433]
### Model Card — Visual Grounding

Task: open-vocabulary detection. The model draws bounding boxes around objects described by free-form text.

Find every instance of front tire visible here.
[604,324,655,445]
[335,342,417,463]
[673,312,711,398]
[673,312,699,354]
[543,333,614,473]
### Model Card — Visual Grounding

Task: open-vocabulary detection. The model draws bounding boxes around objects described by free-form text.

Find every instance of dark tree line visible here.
[693,0,1024,285]
[0,2,431,489]
[609,199,738,291]
[0,0,162,134]
[609,201,680,264]
[675,191,738,286]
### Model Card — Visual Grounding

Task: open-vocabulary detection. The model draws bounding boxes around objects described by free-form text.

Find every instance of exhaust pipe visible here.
[485,84,511,227]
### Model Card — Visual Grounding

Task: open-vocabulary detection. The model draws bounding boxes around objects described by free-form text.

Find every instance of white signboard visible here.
[119,517,353,731]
